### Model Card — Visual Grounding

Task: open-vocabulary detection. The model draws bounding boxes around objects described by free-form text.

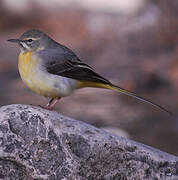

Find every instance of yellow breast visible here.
[18,51,59,98]
[18,51,34,81]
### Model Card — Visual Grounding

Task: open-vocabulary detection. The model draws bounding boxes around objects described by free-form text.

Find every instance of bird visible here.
[8,29,171,114]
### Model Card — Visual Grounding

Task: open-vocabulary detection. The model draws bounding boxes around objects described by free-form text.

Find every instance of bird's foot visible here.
[43,105,54,111]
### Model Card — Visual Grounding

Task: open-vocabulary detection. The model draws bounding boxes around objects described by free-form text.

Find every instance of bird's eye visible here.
[27,39,33,43]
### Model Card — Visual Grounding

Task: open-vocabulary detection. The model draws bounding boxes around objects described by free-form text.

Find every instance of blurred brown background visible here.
[0,0,178,155]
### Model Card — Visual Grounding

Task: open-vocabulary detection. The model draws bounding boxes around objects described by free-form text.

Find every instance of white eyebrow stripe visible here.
[23,37,40,41]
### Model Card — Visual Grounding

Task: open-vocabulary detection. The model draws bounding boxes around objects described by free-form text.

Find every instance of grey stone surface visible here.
[0,104,177,180]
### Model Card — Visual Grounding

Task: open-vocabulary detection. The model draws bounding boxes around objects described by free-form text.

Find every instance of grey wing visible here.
[38,48,111,84]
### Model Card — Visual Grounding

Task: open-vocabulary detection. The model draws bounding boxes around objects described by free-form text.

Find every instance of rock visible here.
[100,126,130,138]
[0,104,177,180]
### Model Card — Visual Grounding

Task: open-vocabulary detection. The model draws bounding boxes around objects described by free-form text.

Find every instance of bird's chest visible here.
[18,52,62,97]
[18,51,45,94]
[18,52,37,83]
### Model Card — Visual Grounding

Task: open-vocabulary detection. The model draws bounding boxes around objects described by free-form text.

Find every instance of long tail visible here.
[80,81,171,115]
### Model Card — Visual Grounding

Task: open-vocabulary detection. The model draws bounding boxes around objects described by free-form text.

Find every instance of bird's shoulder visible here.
[37,41,80,65]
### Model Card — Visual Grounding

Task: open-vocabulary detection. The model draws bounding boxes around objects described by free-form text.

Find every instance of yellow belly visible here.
[18,51,60,98]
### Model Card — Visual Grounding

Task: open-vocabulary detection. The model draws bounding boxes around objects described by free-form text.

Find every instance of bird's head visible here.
[8,29,51,52]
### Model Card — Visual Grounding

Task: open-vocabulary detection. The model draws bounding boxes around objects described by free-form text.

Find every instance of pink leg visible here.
[44,98,61,111]
[44,98,54,108]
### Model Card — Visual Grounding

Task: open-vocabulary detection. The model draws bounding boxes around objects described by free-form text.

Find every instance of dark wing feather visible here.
[39,48,111,84]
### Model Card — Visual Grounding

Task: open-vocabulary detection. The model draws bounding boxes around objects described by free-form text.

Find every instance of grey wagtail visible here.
[8,29,171,114]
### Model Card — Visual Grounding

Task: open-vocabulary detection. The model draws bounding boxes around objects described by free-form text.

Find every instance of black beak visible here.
[7,39,20,43]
